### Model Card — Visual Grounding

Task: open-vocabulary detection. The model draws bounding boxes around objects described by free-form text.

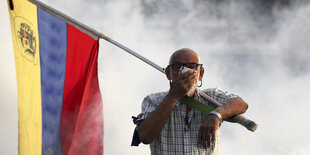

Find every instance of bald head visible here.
[169,48,200,65]
[165,48,204,91]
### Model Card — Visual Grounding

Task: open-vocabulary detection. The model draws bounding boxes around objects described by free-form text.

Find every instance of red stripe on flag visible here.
[61,24,103,155]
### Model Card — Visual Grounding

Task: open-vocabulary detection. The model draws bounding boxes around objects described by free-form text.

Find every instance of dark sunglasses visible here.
[168,63,203,71]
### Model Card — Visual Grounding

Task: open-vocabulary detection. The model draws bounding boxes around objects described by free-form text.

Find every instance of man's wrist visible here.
[168,89,183,100]
[166,91,182,105]
[209,111,223,122]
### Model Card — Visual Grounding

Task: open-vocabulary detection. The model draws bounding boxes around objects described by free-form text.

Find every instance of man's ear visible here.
[199,67,204,80]
[165,67,172,80]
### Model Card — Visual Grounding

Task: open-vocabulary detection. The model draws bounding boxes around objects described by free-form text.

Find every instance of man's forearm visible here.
[215,97,248,119]
[138,92,179,144]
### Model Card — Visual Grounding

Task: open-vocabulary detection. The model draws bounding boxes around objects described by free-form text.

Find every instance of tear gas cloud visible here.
[1,0,310,154]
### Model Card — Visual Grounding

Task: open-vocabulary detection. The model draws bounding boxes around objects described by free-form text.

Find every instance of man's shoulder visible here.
[200,87,235,99]
[200,87,238,103]
[144,91,169,101]
[201,87,222,95]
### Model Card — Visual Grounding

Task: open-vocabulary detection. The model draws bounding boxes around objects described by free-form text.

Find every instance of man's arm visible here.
[198,96,248,148]
[138,70,197,144]
[138,92,179,144]
[216,97,248,119]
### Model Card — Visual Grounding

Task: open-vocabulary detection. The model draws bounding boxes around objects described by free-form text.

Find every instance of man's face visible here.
[166,51,204,82]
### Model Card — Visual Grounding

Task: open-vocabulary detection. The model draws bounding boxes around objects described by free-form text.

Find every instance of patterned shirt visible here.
[134,88,238,155]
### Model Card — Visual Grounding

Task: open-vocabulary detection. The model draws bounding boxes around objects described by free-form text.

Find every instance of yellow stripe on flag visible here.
[8,0,42,154]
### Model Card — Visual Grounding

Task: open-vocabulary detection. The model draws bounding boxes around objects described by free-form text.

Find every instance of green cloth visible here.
[179,96,213,114]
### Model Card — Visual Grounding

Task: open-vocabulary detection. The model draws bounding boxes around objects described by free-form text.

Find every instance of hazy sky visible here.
[1,0,310,154]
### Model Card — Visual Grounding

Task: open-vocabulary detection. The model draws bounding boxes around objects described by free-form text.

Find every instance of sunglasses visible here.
[168,63,203,71]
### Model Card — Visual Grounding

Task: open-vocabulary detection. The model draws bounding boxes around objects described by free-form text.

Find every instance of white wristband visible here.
[209,111,223,122]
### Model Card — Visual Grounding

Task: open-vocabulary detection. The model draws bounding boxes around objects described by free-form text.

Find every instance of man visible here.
[133,48,248,154]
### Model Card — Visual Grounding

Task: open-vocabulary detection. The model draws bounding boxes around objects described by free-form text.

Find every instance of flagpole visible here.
[98,34,166,73]
[27,0,257,132]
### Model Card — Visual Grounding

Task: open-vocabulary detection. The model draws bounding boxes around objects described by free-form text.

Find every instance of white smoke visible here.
[1,0,310,154]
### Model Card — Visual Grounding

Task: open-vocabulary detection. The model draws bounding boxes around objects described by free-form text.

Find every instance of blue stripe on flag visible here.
[38,7,67,155]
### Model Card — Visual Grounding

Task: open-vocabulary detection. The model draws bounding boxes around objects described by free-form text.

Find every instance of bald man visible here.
[133,48,248,154]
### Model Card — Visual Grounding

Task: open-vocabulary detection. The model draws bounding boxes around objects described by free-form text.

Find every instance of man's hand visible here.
[197,97,248,148]
[169,70,197,98]
[197,114,221,148]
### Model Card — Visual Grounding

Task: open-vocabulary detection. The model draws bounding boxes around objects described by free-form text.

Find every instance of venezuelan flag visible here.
[7,0,103,154]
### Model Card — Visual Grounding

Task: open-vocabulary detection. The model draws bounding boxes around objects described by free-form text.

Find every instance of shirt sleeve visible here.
[131,93,165,146]
[134,92,166,125]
